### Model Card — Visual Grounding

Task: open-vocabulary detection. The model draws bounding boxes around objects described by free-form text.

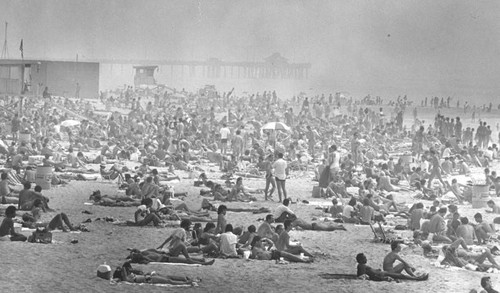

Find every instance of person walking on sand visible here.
[264,154,276,201]
[426,150,447,189]
[273,152,288,202]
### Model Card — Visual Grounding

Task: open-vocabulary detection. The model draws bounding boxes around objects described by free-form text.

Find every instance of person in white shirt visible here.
[329,145,341,182]
[342,197,360,224]
[274,198,297,223]
[219,123,231,155]
[219,224,239,258]
[272,152,288,202]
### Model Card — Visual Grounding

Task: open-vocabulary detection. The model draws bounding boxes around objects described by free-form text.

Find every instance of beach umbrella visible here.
[60,120,81,127]
[261,122,291,132]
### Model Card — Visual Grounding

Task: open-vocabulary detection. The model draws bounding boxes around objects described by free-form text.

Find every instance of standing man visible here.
[426,150,447,189]
[273,152,288,202]
[306,126,316,160]
[455,117,462,141]
[264,154,276,201]
[219,123,231,155]
[11,113,20,141]
[350,133,360,168]
[329,145,341,182]
[231,130,244,160]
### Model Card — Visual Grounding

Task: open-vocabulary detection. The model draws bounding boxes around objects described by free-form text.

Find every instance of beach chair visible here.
[369,222,396,244]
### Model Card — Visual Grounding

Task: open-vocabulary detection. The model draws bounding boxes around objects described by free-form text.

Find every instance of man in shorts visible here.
[220,123,231,155]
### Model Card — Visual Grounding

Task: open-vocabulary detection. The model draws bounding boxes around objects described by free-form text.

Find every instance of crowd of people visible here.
[1,86,500,290]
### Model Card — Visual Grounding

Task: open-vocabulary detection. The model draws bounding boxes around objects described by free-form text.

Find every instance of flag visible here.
[19,39,23,59]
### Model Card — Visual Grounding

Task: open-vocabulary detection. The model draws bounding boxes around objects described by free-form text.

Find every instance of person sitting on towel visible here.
[115,261,200,286]
[274,198,297,223]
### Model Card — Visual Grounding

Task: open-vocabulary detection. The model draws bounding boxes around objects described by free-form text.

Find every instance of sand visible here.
[1,105,500,293]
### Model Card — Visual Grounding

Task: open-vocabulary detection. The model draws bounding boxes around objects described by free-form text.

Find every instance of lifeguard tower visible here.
[133,65,158,88]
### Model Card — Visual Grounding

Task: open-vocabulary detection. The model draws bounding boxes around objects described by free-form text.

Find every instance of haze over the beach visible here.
[2,0,500,103]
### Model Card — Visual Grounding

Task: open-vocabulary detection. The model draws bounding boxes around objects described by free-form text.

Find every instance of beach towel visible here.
[149,262,202,267]
[319,273,359,280]
[119,282,193,288]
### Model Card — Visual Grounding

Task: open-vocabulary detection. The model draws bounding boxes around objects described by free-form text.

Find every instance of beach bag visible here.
[97,263,112,280]
[312,186,322,198]
[29,228,52,244]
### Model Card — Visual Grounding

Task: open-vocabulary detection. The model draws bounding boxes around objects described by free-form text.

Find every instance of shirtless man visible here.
[383,242,418,278]
[276,220,313,258]
[356,253,428,281]
[231,130,244,160]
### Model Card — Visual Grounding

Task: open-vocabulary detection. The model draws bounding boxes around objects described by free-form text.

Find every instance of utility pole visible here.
[1,22,9,59]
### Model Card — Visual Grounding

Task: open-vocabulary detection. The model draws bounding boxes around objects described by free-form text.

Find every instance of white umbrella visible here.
[261,122,291,132]
[60,120,81,127]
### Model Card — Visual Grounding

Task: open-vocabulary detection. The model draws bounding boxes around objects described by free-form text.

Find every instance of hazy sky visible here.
[2,0,500,98]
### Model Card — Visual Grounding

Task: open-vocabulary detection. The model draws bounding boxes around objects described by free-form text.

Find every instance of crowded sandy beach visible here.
[1,87,500,293]
[2,1,500,293]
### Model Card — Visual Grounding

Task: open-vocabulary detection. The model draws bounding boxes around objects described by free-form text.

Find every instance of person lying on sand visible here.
[157,206,216,223]
[441,237,500,270]
[292,218,346,231]
[127,248,214,266]
[356,253,428,282]
[151,168,180,185]
[114,261,200,286]
[250,236,312,263]
[0,206,27,241]
[22,199,78,232]
[383,241,420,278]
[89,190,141,207]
